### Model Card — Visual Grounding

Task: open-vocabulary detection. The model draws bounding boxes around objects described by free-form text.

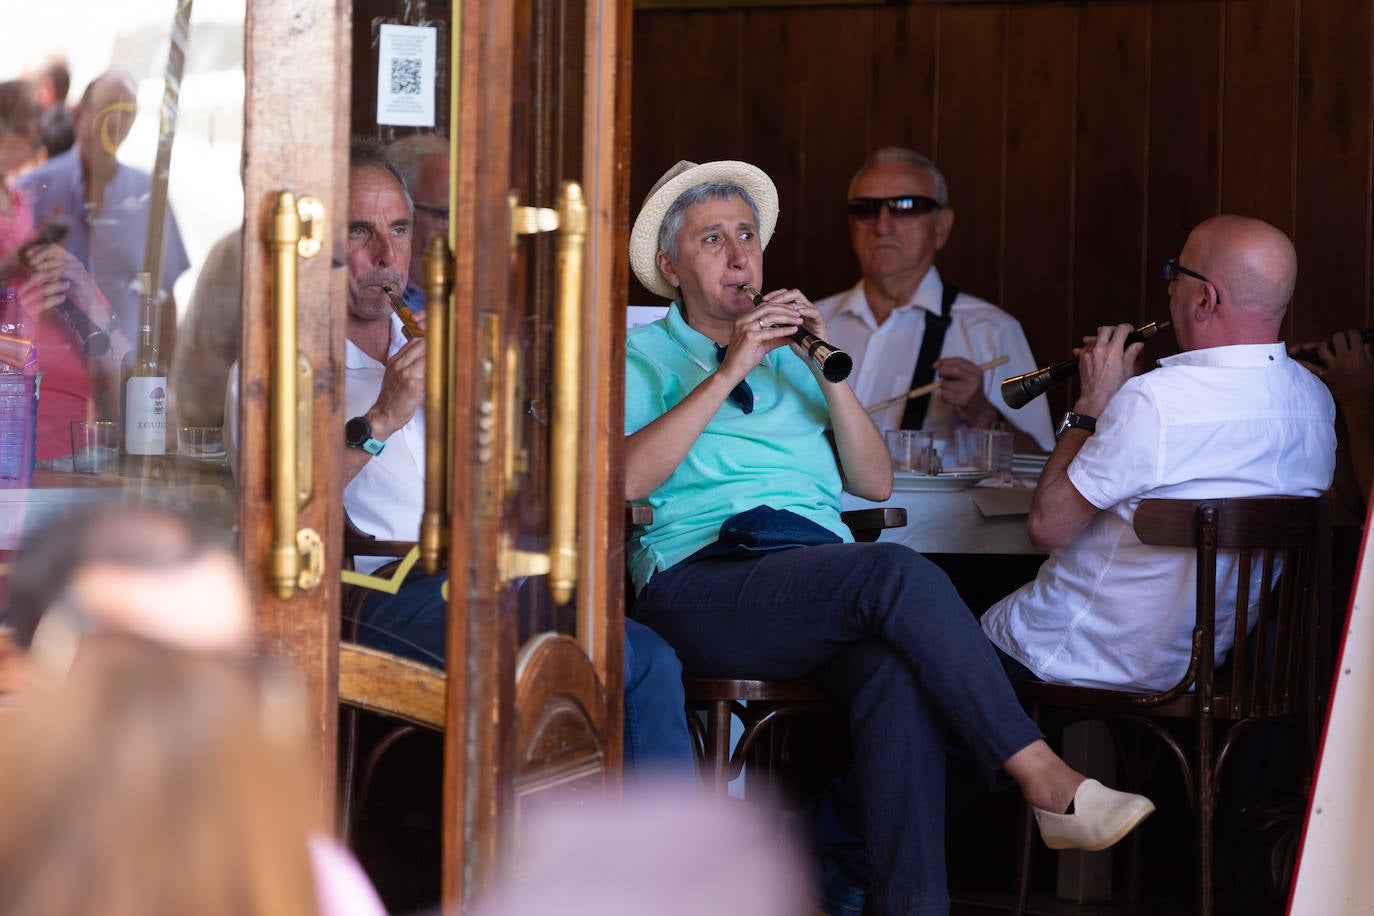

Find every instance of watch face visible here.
[345,416,370,446]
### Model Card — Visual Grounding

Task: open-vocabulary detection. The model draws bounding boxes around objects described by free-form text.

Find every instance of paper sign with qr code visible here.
[377,23,437,127]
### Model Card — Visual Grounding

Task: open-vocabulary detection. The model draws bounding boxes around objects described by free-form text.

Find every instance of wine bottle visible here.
[120,273,168,477]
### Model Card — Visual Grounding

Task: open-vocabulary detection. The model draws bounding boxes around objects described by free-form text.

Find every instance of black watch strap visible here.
[1056,411,1097,439]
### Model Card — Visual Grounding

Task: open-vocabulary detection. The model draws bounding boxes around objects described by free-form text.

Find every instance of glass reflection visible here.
[0,1,246,592]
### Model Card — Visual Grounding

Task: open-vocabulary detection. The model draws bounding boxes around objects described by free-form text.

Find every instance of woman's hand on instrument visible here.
[758,287,829,341]
[1075,323,1144,416]
[720,296,802,381]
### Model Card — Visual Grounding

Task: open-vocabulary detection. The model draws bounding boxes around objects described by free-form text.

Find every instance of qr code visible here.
[390,56,422,95]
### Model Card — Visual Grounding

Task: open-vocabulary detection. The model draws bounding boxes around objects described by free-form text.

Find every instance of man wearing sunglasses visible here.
[817,148,1055,451]
[386,132,450,313]
[982,215,1335,693]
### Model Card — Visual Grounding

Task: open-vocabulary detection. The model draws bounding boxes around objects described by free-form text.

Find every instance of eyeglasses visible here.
[1163,258,1221,303]
[846,195,941,221]
[415,203,449,221]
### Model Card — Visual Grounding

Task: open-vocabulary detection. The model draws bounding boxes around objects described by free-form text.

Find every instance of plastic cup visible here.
[886,429,940,474]
[956,427,1014,483]
[70,420,119,476]
[178,425,226,464]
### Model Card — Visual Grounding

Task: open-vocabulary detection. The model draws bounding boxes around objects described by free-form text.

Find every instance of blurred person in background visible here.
[385,132,449,312]
[169,226,241,428]
[32,56,75,159]
[0,503,386,916]
[817,148,1054,452]
[0,78,132,465]
[476,785,814,916]
[0,635,324,916]
[15,70,190,357]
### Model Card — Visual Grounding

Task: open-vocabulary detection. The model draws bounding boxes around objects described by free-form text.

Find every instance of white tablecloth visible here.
[841,478,1045,555]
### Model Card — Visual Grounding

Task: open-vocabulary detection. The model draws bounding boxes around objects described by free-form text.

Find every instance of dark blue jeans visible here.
[357,572,694,779]
[630,542,1045,916]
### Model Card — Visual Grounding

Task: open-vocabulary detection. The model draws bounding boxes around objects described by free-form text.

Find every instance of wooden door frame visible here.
[239,0,351,829]
[446,0,632,904]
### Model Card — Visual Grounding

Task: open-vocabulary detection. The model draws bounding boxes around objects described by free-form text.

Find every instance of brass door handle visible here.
[548,181,585,606]
[421,234,453,575]
[498,183,585,608]
[268,191,324,598]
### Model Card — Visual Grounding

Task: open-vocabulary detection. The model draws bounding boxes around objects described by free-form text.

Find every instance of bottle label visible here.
[125,375,168,455]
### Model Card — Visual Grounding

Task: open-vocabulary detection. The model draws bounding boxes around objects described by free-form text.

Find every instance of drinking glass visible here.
[956,427,1014,483]
[178,425,227,465]
[70,420,119,476]
[886,429,940,474]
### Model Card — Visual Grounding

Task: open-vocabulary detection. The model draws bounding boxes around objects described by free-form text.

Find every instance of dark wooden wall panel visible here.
[1072,5,1150,332]
[1002,5,1076,404]
[738,9,808,285]
[630,0,1374,359]
[1145,1,1222,322]
[933,5,1006,302]
[793,10,874,293]
[870,4,938,156]
[1294,0,1373,339]
[1220,0,1297,233]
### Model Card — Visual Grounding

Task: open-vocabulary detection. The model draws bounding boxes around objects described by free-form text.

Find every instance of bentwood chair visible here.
[680,507,907,795]
[338,518,445,844]
[1011,496,1331,916]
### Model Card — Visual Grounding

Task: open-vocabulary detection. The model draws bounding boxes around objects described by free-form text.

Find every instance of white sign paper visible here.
[376,24,437,127]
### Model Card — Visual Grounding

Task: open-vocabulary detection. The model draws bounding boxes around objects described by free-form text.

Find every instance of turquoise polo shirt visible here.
[624,303,853,593]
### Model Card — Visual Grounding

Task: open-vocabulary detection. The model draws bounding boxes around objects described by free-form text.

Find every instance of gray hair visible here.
[658,181,762,263]
[349,137,413,218]
[385,132,449,192]
[848,147,949,208]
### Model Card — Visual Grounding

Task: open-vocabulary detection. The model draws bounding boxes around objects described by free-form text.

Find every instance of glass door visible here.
[0,0,351,821]
[443,0,631,902]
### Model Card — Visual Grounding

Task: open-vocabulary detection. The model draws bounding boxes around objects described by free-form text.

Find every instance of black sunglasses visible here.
[846,195,941,220]
[1163,257,1221,303]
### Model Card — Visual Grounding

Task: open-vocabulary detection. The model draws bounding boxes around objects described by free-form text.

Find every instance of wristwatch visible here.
[1056,411,1097,440]
[345,416,386,456]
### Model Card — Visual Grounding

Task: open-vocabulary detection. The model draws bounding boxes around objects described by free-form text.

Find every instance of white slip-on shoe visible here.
[1033,778,1155,851]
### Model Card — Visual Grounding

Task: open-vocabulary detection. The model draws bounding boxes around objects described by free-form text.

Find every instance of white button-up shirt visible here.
[982,344,1336,691]
[343,313,427,573]
[816,267,1054,451]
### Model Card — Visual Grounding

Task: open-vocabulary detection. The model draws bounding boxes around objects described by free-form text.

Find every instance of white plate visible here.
[893,470,990,492]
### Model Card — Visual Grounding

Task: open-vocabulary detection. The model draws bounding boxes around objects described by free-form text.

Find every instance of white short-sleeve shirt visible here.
[981,343,1336,691]
[817,267,1055,451]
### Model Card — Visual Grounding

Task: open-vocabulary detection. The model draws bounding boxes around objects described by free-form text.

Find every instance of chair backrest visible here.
[1133,496,1330,721]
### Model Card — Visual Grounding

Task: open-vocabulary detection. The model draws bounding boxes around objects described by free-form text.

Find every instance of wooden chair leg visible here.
[1197,736,1215,916]
[705,699,732,793]
[339,706,361,845]
[1012,798,1034,916]
[356,725,420,814]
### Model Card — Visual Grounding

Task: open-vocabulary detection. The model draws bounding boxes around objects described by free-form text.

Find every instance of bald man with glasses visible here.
[817,148,1055,451]
[982,215,1336,692]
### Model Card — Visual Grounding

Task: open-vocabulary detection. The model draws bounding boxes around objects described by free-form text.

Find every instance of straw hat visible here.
[629,160,780,301]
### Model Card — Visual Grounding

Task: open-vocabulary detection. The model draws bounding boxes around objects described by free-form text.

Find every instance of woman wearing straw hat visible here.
[623,160,1153,916]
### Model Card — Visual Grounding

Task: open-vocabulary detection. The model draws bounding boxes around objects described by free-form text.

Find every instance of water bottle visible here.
[0,287,37,486]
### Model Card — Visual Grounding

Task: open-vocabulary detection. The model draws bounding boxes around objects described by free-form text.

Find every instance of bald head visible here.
[1190,216,1296,320]
[75,71,136,171]
[1170,216,1296,349]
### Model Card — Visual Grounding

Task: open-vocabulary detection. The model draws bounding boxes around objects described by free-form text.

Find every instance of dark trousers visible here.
[631,542,1044,916]
[358,572,695,780]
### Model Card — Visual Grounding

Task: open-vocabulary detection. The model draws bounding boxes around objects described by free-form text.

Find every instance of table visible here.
[841,477,1045,556]
[0,466,234,551]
